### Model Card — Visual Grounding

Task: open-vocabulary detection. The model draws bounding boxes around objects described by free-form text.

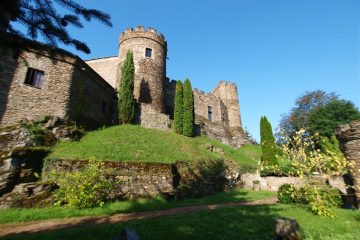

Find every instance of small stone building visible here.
[0,36,117,128]
[0,27,250,147]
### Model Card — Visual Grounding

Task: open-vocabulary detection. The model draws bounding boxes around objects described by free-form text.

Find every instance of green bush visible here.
[49,160,115,208]
[278,183,342,217]
[260,116,278,166]
[278,184,297,204]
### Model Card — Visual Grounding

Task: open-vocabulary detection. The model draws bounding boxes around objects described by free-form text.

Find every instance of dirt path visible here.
[0,197,278,237]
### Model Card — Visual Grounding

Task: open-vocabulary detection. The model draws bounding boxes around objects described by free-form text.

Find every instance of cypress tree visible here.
[118,50,135,124]
[173,80,184,134]
[183,79,194,137]
[260,116,278,166]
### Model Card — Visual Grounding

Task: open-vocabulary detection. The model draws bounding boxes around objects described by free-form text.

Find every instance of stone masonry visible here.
[87,26,250,147]
[336,120,360,208]
[1,27,250,147]
[0,35,117,128]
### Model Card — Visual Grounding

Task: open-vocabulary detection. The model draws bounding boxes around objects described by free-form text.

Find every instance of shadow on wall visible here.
[139,79,152,104]
[0,47,20,124]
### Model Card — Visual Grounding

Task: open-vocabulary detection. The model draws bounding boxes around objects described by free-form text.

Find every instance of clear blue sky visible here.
[20,0,360,141]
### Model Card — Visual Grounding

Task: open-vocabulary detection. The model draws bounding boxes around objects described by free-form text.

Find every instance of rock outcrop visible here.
[336,120,360,208]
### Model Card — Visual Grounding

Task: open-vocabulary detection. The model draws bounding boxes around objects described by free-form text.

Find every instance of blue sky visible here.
[18,0,360,141]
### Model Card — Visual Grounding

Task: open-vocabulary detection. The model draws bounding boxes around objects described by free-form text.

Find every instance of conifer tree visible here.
[183,79,194,137]
[173,80,184,134]
[260,116,278,166]
[118,50,135,124]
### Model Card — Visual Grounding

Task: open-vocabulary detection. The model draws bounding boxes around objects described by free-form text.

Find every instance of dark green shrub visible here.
[260,116,278,166]
[173,80,184,134]
[118,50,136,124]
[183,79,194,137]
[278,184,297,204]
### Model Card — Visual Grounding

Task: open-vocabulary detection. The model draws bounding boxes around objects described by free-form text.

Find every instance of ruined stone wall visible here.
[336,120,360,208]
[118,26,167,113]
[135,103,171,131]
[85,56,119,89]
[212,81,242,128]
[68,59,118,128]
[0,48,73,126]
[193,88,225,124]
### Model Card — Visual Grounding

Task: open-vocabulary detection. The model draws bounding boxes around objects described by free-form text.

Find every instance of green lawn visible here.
[2,204,359,240]
[0,189,275,224]
[47,125,260,170]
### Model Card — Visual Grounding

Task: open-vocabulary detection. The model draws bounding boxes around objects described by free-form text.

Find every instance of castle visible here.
[0,27,250,147]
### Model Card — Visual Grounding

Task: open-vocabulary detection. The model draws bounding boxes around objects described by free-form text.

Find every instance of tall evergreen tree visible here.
[173,80,184,134]
[260,116,278,166]
[183,79,194,137]
[118,50,135,124]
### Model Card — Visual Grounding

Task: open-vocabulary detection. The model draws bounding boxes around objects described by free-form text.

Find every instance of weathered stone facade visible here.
[0,36,117,128]
[87,26,250,147]
[1,27,249,147]
[336,120,360,208]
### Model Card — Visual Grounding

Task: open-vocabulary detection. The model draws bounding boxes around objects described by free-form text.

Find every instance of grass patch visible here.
[0,188,275,224]
[47,125,259,169]
[2,204,359,240]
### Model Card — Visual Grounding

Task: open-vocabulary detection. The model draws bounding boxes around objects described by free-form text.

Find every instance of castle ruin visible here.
[0,27,250,147]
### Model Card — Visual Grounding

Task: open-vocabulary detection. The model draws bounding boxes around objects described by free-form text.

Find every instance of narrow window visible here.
[145,48,152,58]
[24,68,44,88]
[101,101,108,115]
[208,106,212,121]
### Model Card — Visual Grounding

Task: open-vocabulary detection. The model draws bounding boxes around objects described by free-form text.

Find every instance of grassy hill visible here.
[47,125,260,170]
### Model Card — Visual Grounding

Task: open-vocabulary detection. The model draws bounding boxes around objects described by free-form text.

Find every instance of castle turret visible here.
[212,81,243,128]
[118,26,167,113]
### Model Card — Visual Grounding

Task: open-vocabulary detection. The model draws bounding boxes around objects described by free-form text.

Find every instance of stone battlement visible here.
[119,26,167,48]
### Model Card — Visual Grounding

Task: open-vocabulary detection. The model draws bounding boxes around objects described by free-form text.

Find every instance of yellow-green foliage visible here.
[49,160,115,208]
[279,129,349,217]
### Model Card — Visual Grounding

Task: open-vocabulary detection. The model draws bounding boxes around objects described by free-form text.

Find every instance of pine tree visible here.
[260,116,278,166]
[118,50,135,124]
[183,79,194,137]
[0,0,112,54]
[173,80,184,134]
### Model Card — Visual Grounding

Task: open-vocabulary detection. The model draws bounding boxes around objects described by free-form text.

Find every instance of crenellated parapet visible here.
[119,26,167,50]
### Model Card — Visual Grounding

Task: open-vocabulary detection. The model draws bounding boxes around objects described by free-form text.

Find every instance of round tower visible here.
[118,26,167,113]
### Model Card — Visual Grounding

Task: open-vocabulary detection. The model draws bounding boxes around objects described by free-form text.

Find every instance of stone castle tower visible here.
[118,26,167,113]
[86,26,251,147]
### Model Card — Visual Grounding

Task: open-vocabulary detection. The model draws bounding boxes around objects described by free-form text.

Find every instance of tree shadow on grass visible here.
[0,195,281,240]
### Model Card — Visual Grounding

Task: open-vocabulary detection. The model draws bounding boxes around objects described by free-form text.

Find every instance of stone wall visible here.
[0,48,72,125]
[336,120,360,207]
[0,37,118,129]
[43,159,241,200]
[85,56,119,89]
[118,26,167,113]
[212,81,243,128]
[68,58,118,128]
[135,103,171,131]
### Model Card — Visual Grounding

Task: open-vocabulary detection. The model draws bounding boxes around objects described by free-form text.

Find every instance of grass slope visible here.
[48,125,260,168]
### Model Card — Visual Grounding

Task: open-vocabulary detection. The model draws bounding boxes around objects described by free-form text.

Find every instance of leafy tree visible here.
[118,50,135,124]
[0,0,112,53]
[278,90,338,140]
[173,80,184,134]
[260,116,278,166]
[308,99,360,138]
[183,79,194,137]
